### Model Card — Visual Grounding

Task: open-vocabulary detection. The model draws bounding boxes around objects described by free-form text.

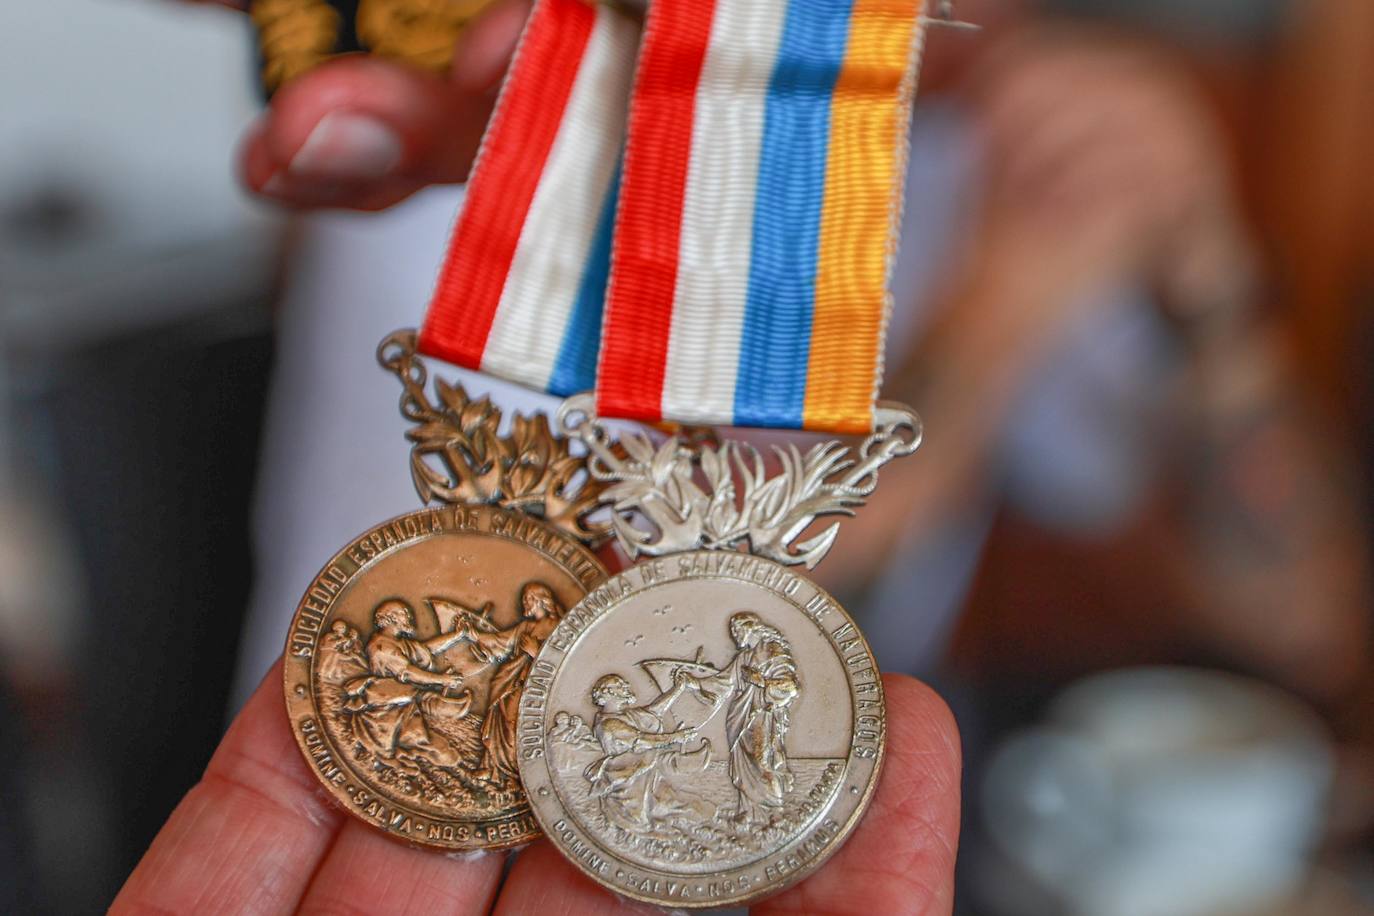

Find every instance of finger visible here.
[493,840,659,916]
[996,76,1214,209]
[993,89,1165,202]
[111,661,344,915]
[242,1,528,208]
[240,116,432,211]
[995,111,1167,226]
[969,33,1113,137]
[754,674,962,916]
[972,35,1159,159]
[242,57,484,203]
[256,170,435,212]
[295,819,505,915]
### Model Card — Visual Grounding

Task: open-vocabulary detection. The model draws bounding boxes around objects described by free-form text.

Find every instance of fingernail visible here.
[288,112,403,180]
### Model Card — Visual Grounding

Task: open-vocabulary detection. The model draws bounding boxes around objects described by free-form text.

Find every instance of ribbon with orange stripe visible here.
[595,0,927,433]
[421,0,927,434]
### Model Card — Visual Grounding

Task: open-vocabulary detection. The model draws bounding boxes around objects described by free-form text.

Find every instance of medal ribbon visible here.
[421,0,925,434]
[419,0,638,396]
[596,0,927,434]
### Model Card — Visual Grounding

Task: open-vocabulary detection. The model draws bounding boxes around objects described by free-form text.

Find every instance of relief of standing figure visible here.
[689,612,800,824]
[461,582,565,785]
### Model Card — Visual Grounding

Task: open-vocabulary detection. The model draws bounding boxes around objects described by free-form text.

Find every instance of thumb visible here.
[242,0,530,210]
[754,675,962,915]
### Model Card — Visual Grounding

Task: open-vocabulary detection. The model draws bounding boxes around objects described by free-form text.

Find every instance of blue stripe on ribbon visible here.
[732,0,854,428]
[548,157,623,396]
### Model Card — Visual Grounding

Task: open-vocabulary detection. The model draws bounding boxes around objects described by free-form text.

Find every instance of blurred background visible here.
[1,0,1372,913]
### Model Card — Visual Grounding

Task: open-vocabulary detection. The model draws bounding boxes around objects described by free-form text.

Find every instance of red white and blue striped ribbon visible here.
[419,0,638,396]
[421,0,926,434]
[597,0,926,434]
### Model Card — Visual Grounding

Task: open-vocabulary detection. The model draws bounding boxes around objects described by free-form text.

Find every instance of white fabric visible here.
[480,7,639,389]
[658,0,789,422]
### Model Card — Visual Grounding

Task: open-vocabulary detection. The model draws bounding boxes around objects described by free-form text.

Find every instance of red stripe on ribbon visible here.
[595,0,718,422]
[419,0,596,369]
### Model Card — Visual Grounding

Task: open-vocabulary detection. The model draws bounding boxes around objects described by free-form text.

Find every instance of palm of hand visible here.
[112,662,959,915]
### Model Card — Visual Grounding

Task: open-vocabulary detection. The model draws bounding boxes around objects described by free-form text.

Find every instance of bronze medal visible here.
[282,332,610,850]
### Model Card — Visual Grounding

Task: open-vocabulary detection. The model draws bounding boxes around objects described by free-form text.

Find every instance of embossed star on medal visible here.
[280,0,643,849]
[490,0,926,907]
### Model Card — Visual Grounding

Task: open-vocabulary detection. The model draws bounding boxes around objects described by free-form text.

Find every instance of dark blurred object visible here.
[251,0,498,93]
[1050,0,1289,45]
[1,3,283,909]
[3,314,273,911]
[1257,0,1374,427]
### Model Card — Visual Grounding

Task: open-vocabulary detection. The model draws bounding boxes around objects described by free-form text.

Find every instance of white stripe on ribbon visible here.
[658,0,790,423]
[479,7,638,390]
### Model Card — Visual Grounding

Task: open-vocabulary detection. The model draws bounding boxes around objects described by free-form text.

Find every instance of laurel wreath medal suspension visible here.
[377,330,614,546]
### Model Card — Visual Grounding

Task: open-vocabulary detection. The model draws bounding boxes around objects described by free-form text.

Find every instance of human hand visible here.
[964,26,1251,313]
[112,662,960,914]
[191,0,529,209]
[671,726,700,749]
[817,31,1255,595]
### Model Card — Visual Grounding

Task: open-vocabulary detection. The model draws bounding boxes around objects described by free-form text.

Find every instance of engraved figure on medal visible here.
[710,612,801,822]
[283,332,610,850]
[467,582,566,785]
[552,608,816,866]
[316,581,566,808]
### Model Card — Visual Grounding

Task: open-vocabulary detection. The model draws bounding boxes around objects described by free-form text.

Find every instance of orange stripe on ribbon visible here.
[804,0,924,434]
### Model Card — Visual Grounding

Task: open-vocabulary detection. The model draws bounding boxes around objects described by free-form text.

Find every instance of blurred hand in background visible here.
[824,14,1256,588]
[822,9,1371,704]
[965,26,1255,328]
[198,0,529,209]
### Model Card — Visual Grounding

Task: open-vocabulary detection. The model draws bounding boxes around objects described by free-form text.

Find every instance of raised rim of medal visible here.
[517,551,887,907]
[282,503,609,851]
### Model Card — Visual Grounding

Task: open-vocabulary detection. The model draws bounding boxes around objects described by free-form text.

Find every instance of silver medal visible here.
[516,400,920,908]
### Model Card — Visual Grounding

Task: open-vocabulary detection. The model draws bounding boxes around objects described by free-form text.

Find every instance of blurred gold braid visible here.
[250,0,342,92]
[355,0,499,72]
[252,0,499,90]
